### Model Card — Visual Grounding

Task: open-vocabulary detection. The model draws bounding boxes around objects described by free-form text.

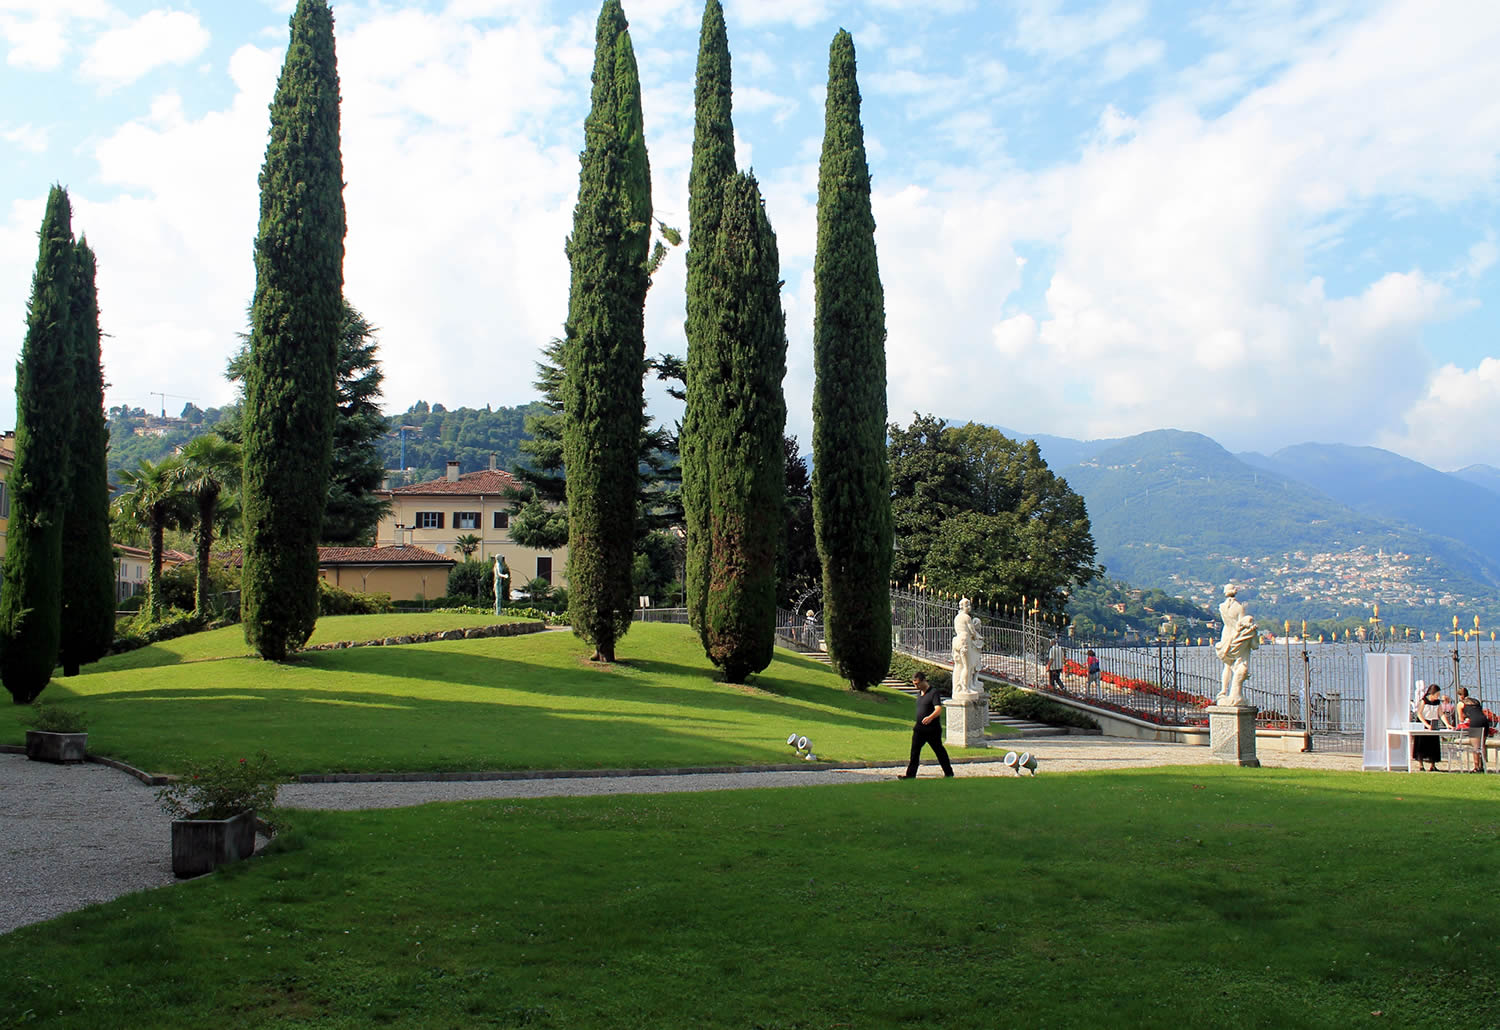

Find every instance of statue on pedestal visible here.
[951,598,985,696]
[493,555,509,616]
[1214,583,1259,706]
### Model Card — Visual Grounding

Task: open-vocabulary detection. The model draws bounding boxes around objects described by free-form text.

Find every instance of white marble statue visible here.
[492,555,510,616]
[951,598,985,696]
[1214,583,1259,706]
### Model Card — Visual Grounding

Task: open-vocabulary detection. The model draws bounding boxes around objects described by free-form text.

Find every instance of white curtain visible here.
[1363,653,1414,771]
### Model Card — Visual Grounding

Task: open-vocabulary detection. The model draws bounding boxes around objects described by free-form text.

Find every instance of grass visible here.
[1,767,1491,1028]
[3,622,954,775]
[90,612,541,673]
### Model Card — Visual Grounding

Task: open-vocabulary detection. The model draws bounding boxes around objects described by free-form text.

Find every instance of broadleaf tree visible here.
[561,0,652,662]
[59,237,116,676]
[240,0,346,660]
[0,186,78,702]
[810,30,892,690]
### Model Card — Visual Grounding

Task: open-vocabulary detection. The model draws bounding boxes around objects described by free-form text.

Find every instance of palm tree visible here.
[113,456,190,620]
[176,435,243,616]
[454,533,481,560]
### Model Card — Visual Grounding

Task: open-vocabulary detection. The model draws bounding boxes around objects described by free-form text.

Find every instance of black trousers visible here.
[906,723,953,777]
[1048,668,1064,688]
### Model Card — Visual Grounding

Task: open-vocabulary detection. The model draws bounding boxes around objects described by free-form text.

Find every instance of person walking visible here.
[1047,636,1065,689]
[900,672,954,779]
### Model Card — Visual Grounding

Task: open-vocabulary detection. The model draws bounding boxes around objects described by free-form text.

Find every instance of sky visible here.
[0,0,1496,471]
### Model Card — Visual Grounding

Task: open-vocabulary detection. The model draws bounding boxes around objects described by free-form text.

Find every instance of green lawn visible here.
[90,612,542,672]
[5,622,953,775]
[0,767,1489,1028]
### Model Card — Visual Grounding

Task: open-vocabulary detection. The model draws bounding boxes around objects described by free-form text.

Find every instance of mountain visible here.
[1250,443,1500,571]
[1451,463,1500,497]
[1037,429,1500,624]
[993,425,1117,471]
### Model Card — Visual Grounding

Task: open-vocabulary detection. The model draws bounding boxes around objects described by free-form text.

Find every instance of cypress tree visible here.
[561,0,652,663]
[58,238,115,677]
[811,30,892,690]
[241,0,345,660]
[698,172,787,682]
[682,0,735,639]
[1,187,77,703]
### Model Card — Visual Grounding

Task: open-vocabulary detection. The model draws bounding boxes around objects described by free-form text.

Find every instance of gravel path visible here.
[2,738,1364,935]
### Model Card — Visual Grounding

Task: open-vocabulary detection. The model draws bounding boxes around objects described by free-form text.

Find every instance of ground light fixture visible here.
[786,733,817,761]
[1002,751,1019,774]
[1018,752,1039,775]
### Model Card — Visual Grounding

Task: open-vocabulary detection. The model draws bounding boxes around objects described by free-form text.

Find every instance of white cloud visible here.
[1382,358,1500,469]
[81,9,210,89]
[1,122,48,153]
[1013,0,1147,62]
[725,0,833,30]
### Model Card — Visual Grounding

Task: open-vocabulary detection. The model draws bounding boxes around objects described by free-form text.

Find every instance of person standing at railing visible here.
[1457,687,1488,772]
[1047,636,1065,689]
[1086,649,1100,694]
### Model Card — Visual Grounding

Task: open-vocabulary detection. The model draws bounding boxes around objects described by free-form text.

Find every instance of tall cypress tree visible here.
[811,30,892,690]
[698,172,787,682]
[683,0,735,640]
[241,0,345,660]
[562,0,652,662]
[58,238,115,677]
[1,187,77,703]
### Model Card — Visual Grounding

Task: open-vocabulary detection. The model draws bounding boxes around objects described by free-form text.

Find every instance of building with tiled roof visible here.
[374,458,566,590]
[214,545,457,602]
[0,430,12,559]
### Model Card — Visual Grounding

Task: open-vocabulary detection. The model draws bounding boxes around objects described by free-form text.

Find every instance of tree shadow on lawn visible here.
[303,641,906,734]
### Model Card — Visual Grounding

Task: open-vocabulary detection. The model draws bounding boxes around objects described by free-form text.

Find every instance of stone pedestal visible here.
[1207,704,1260,767]
[945,692,987,749]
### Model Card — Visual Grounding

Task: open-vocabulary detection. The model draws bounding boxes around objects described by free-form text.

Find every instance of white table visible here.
[1384,724,1461,772]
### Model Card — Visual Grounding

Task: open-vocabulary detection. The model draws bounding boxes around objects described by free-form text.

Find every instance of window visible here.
[454,511,480,530]
[415,511,443,529]
[492,511,509,530]
[0,480,8,519]
[536,556,552,584]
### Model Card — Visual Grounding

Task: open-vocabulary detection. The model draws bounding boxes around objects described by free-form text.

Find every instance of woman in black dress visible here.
[1413,683,1446,771]
[1457,688,1487,772]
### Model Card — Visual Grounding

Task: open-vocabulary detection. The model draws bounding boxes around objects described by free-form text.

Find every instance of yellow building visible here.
[0,431,12,559]
[317,546,455,602]
[375,461,566,589]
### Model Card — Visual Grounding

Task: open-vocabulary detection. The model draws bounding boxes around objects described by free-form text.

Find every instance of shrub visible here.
[886,653,950,695]
[156,750,287,830]
[317,580,392,616]
[24,704,87,733]
[989,685,1100,731]
[445,560,492,602]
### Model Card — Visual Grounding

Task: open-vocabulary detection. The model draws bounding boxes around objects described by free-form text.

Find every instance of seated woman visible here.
[1412,682,1446,772]
[1456,687,1488,773]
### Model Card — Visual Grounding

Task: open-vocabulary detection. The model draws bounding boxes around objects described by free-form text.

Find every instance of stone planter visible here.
[171,810,257,879]
[24,730,87,763]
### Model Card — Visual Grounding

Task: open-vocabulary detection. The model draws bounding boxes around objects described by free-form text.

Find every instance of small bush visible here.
[886,653,951,695]
[24,704,88,733]
[156,750,287,830]
[317,580,392,616]
[989,685,1100,731]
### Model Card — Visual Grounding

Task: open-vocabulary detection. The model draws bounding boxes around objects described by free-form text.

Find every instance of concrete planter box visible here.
[171,810,257,878]
[24,730,87,763]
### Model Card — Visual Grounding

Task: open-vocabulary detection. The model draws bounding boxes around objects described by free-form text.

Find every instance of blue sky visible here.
[0,0,1496,468]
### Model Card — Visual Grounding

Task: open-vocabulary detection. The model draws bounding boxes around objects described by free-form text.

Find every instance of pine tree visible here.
[561,0,652,662]
[1,187,77,703]
[241,0,346,660]
[58,238,116,677]
[321,305,390,545]
[811,30,892,690]
[697,172,787,682]
[683,0,735,640]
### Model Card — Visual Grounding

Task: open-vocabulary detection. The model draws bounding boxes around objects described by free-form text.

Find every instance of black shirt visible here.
[914,688,942,726]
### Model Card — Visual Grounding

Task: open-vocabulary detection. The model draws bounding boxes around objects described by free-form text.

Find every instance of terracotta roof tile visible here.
[383,468,521,496]
[211,546,454,568]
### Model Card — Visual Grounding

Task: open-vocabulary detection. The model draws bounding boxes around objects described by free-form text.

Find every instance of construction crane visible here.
[150,391,195,418]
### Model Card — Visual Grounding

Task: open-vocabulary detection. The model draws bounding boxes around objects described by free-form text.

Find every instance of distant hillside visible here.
[1451,463,1500,497]
[1048,429,1500,624]
[1252,443,1500,570]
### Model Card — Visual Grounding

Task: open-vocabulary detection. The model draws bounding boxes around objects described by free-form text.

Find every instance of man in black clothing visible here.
[901,672,955,778]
